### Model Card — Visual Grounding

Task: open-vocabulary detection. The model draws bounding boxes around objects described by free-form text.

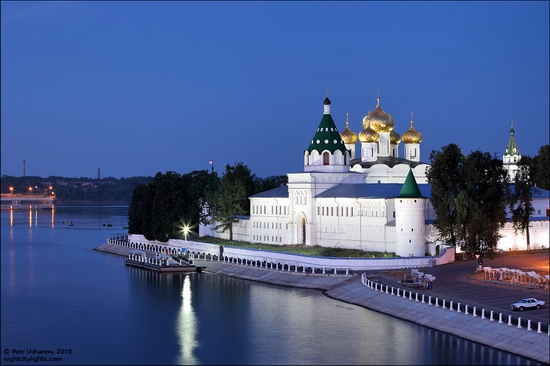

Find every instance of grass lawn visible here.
[189,235,396,258]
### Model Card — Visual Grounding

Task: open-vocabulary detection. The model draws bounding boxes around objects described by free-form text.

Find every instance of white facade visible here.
[200,95,550,255]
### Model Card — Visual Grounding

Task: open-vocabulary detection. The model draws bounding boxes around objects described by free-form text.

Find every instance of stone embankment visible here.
[95,243,549,364]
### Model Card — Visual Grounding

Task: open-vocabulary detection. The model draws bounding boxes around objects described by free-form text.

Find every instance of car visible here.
[510,298,545,311]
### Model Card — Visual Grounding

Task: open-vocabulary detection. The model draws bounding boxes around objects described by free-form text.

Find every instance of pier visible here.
[1,194,56,205]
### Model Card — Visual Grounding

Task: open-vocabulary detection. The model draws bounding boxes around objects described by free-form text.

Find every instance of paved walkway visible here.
[94,243,549,363]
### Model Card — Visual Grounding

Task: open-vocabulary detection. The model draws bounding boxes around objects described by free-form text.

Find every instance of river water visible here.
[0,205,542,365]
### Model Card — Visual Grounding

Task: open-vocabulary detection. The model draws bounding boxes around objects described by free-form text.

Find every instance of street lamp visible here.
[9,186,14,194]
[182,225,190,241]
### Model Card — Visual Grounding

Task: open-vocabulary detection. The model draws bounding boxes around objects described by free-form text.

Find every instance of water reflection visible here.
[176,276,198,364]
[1,206,543,365]
[7,204,55,228]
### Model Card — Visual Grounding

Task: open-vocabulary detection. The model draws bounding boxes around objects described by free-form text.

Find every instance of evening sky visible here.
[1,1,548,179]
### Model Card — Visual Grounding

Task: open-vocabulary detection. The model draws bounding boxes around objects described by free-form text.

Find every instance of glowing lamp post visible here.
[182,225,190,241]
[9,186,14,194]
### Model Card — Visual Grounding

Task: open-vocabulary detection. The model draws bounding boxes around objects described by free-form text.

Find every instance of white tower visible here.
[303,94,350,172]
[503,119,521,182]
[395,168,426,257]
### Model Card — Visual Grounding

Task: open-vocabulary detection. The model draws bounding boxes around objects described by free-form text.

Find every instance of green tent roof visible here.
[396,168,424,198]
[505,127,520,156]
[306,113,348,154]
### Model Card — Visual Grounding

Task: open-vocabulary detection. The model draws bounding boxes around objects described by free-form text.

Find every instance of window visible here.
[323,152,330,165]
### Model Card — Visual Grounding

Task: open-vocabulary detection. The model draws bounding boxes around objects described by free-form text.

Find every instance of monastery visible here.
[200,94,549,256]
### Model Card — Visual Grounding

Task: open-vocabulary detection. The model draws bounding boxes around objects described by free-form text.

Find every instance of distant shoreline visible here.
[1,200,130,208]
[55,200,130,206]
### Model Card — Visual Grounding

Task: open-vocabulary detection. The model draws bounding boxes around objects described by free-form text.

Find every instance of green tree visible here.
[460,150,509,263]
[180,170,218,231]
[128,184,149,235]
[126,170,218,241]
[258,175,288,192]
[222,162,257,215]
[510,156,538,250]
[427,145,509,265]
[426,143,465,246]
[206,177,246,241]
[533,145,549,190]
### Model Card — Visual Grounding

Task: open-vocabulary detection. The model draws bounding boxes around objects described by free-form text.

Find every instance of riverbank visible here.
[95,243,549,364]
[195,260,549,364]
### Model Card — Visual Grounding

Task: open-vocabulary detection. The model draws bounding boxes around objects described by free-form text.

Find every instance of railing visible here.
[360,273,550,336]
[120,234,456,272]
[108,236,351,275]
[127,251,191,266]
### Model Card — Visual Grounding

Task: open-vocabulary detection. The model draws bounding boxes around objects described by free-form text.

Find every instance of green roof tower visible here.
[304,93,351,172]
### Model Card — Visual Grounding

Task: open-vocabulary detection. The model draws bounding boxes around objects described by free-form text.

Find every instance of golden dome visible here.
[358,121,380,143]
[390,130,401,144]
[340,114,358,144]
[362,97,394,133]
[402,115,423,144]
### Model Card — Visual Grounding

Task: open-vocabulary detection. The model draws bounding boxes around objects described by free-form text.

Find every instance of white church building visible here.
[200,94,549,256]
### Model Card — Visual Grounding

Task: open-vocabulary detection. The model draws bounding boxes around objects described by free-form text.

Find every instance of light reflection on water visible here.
[176,276,198,365]
[0,206,543,365]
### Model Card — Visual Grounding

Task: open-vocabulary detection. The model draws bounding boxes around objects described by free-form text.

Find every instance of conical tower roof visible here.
[307,96,347,154]
[505,119,520,156]
[396,168,424,198]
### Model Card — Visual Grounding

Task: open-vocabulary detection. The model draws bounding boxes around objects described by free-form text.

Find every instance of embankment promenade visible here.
[94,242,549,364]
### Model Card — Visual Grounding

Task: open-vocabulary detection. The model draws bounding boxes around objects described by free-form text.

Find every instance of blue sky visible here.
[1,1,548,179]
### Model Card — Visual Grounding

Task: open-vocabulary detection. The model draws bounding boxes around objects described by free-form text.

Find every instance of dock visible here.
[125,259,204,272]
[95,242,206,273]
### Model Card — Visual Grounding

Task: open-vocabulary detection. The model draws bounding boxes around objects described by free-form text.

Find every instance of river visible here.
[0,205,541,365]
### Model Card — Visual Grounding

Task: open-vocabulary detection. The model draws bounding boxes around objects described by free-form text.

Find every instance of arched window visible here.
[323,152,330,165]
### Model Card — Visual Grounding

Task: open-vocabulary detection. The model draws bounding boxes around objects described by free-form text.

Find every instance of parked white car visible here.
[510,298,545,311]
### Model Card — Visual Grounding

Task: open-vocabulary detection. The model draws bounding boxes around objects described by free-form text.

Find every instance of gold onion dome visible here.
[340,113,358,144]
[362,96,394,133]
[390,130,401,144]
[402,114,423,144]
[358,118,380,143]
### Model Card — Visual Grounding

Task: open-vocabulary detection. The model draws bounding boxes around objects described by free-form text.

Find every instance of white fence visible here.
[108,234,455,274]
[361,273,549,336]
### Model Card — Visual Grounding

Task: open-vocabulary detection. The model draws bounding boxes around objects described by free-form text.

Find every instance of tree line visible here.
[0,175,153,202]
[427,144,549,265]
[127,163,287,242]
